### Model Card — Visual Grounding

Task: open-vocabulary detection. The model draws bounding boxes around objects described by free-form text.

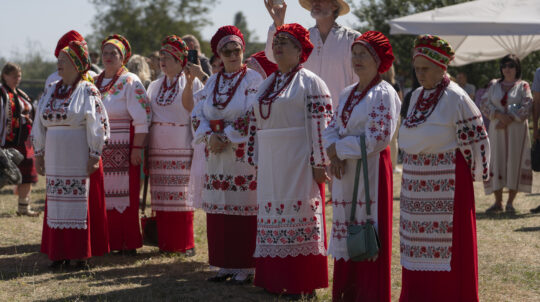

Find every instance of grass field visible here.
[0,169,539,302]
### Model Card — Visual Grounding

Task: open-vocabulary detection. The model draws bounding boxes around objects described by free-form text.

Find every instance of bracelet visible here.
[131,146,144,149]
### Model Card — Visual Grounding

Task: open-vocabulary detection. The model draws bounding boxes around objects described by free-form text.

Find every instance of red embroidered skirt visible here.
[399,151,478,302]
[332,148,393,302]
[41,161,109,260]
[107,162,142,251]
[156,211,194,252]
[254,184,328,295]
[206,213,257,268]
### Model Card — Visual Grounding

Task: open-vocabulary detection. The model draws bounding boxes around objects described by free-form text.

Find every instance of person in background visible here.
[400,69,420,122]
[399,35,489,302]
[182,34,212,77]
[127,55,152,89]
[531,67,540,214]
[323,31,400,302]
[456,71,476,100]
[96,34,151,255]
[147,35,204,254]
[89,51,102,74]
[249,23,331,299]
[263,0,360,108]
[481,54,533,214]
[32,40,110,269]
[382,64,403,173]
[209,55,222,75]
[148,51,162,81]
[191,26,263,284]
[0,62,38,216]
[245,51,278,79]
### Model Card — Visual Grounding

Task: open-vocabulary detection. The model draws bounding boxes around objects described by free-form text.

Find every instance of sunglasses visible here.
[501,62,516,69]
[220,48,241,57]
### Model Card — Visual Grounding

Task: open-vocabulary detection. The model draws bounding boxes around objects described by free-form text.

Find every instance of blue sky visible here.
[0,0,360,61]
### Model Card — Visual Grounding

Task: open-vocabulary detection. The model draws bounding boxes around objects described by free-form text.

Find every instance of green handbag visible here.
[346,135,381,262]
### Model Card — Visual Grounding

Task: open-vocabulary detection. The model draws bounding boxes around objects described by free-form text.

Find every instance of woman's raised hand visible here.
[264,0,287,27]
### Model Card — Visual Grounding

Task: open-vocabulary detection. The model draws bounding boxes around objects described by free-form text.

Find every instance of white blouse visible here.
[32,80,109,158]
[99,72,151,133]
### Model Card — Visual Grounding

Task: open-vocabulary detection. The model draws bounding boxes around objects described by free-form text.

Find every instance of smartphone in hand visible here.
[187,50,199,64]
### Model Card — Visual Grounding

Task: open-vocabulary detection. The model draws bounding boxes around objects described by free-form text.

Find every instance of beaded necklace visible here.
[156,73,181,106]
[212,65,247,110]
[258,64,302,120]
[95,66,126,95]
[44,78,81,121]
[341,75,381,127]
[403,75,450,128]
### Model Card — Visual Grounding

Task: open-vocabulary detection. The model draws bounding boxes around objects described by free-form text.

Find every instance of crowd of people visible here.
[0,0,538,301]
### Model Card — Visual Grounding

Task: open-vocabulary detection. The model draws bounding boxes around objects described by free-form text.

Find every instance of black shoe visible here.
[531,205,540,214]
[184,248,196,257]
[49,259,70,270]
[206,273,233,282]
[282,291,316,301]
[122,249,137,256]
[73,260,90,271]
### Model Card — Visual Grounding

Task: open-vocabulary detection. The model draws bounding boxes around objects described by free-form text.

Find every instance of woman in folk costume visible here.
[32,41,110,269]
[97,34,151,254]
[480,54,533,214]
[147,35,203,254]
[1,62,39,216]
[191,25,263,283]
[398,35,490,302]
[248,23,332,299]
[45,30,85,87]
[322,31,400,302]
[245,51,278,80]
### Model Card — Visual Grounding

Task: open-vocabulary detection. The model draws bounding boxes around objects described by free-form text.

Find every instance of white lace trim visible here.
[401,259,451,272]
[254,241,327,258]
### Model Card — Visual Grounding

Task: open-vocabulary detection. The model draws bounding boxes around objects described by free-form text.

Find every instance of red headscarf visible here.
[101,34,132,65]
[210,26,245,57]
[274,23,313,64]
[247,51,278,78]
[351,31,394,74]
[55,30,84,58]
[161,35,189,67]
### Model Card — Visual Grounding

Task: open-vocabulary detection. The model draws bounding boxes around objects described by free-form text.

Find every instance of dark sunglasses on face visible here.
[220,48,241,57]
[501,62,516,69]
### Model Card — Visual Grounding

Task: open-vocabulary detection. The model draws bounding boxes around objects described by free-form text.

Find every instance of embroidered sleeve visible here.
[223,72,263,144]
[335,88,400,160]
[85,85,109,158]
[30,93,47,156]
[126,76,151,133]
[306,77,333,167]
[455,96,490,181]
[191,99,212,144]
[513,81,533,121]
[479,81,499,120]
[246,108,258,166]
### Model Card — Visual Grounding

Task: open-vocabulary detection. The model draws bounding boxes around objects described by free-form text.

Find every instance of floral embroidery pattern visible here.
[150,174,190,186]
[202,202,258,215]
[133,82,151,123]
[150,159,191,170]
[400,243,452,260]
[400,196,454,214]
[367,101,392,142]
[257,217,321,245]
[456,115,488,146]
[152,191,187,201]
[204,173,257,192]
[247,110,257,166]
[400,219,452,234]
[402,178,455,193]
[402,152,455,167]
[47,177,87,196]
[232,143,246,162]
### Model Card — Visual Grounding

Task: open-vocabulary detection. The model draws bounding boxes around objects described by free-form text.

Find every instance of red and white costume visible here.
[399,80,490,302]
[147,72,203,252]
[100,71,151,251]
[32,80,110,260]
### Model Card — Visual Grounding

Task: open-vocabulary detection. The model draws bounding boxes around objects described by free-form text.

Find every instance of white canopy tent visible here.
[389,0,540,66]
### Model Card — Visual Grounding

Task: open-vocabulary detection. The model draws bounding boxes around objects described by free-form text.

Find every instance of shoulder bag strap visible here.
[349,157,362,223]
[359,135,371,216]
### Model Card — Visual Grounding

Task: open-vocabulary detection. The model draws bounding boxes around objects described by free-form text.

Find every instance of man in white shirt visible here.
[264,0,360,108]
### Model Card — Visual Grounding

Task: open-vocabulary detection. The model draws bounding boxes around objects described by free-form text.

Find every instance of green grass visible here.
[0,169,539,301]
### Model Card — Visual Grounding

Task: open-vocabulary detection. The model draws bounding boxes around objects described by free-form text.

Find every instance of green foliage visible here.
[88,0,216,57]
[352,0,540,87]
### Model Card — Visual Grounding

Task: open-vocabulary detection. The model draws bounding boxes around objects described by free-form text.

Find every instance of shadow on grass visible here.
[0,243,40,255]
[33,260,279,302]
[476,212,533,220]
[514,226,540,232]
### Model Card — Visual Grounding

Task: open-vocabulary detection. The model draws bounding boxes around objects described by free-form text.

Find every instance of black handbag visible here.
[532,139,540,172]
[346,135,380,262]
[0,148,23,189]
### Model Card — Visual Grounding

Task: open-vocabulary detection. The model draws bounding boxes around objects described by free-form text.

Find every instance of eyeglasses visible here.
[501,62,516,69]
[220,48,241,57]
